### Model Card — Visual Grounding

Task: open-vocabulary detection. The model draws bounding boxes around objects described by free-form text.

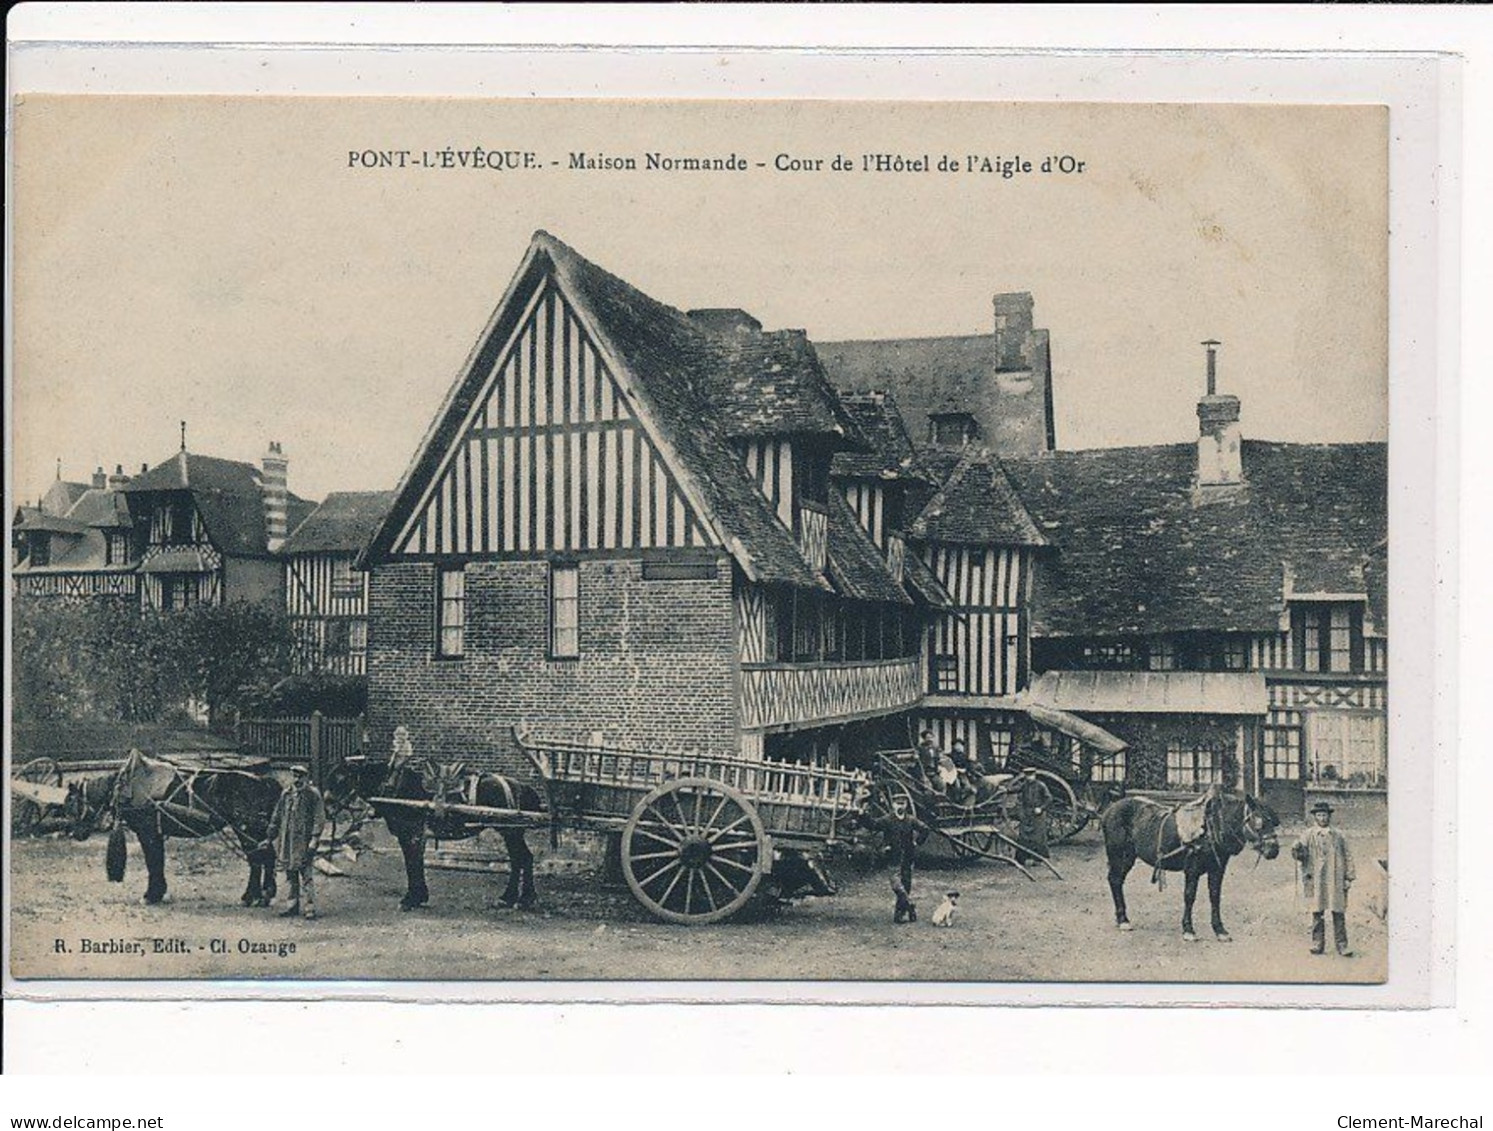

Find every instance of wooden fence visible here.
[234,713,367,787]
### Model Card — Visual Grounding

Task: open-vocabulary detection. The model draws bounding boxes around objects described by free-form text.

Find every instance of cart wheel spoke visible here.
[710,854,756,875]
[632,819,684,845]
[629,848,682,863]
[706,812,752,843]
[638,810,689,843]
[622,777,764,925]
[697,868,718,913]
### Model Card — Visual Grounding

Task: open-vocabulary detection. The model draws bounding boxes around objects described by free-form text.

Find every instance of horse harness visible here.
[123,765,268,859]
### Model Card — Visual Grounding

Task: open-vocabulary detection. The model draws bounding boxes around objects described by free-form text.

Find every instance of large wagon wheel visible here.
[1038,770,1088,843]
[12,757,61,837]
[621,777,767,925]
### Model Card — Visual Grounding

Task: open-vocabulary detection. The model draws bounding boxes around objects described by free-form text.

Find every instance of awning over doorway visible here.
[1026,670,1269,716]
[1019,701,1129,757]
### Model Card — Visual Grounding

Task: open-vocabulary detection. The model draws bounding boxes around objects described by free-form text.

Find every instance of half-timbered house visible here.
[12,465,139,602]
[122,444,313,612]
[281,490,393,674]
[1003,351,1388,820]
[360,232,947,775]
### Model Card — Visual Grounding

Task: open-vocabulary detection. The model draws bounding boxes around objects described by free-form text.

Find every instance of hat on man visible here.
[290,764,311,777]
[1309,800,1333,816]
[1021,765,1037,775]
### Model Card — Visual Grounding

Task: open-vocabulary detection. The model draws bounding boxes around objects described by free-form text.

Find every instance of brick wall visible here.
[367,556,739,776]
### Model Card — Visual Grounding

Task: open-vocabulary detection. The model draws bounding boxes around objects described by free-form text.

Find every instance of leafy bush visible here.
[236,672,368,719]
[10,596,296,727]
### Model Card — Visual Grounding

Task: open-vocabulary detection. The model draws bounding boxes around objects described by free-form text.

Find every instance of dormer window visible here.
[166,496,195,545]
[798,450,831,506]
[928,411,980,449]
[1291,603,1364,673]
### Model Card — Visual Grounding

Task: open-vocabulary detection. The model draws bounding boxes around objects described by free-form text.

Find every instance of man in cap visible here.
[267,764,326,920]
[913,730,941,792]
[1291,800,1355,956]
[1014,766,1053,866]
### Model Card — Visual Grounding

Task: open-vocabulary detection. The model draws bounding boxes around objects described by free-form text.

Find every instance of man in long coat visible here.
[1015,766,1052,866]
[1291,800,1355,956]
[268,764,326,921]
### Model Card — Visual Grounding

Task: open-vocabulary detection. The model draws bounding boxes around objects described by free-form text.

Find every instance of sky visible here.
[10,97,1388,505]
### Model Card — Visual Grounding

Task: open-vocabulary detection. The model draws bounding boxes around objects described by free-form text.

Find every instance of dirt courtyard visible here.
[8,819,1387,986]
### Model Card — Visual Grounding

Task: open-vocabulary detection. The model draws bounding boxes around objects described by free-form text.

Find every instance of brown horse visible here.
[325,754,544,912]
[67,749,282,907]
[1101,793,1280,942]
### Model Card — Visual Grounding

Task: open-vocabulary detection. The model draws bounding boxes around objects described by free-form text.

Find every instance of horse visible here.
[65,749,282,908]
[1101,792,1280,942]
[324,754,544,912]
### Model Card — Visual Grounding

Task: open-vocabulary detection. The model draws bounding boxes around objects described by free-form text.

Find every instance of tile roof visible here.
[907,447,1048,547]
[42,480,92,516]
[124,450,315,558]
[65,488,133,529]
[370,232,899,595]
[831,391,923,481]
[1002,441,1388,637]
[823,491,911,606]
[282,491,394,556]
[899,542,955,609]
[817,331,1055,458]
[540,233,834,590]
[14,511,89,535]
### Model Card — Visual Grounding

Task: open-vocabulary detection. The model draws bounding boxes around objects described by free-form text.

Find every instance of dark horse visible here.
[325,754,544,912]
[66,749,282,907]
[1101,792,1280,942]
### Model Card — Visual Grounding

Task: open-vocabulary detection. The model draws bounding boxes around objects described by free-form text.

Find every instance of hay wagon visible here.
[372,727,870,925]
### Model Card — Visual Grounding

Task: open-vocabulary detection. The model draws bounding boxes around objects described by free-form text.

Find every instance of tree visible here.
[9,596,295,727]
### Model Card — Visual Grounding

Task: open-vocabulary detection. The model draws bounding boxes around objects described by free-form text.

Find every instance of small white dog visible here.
[930,890,960,927]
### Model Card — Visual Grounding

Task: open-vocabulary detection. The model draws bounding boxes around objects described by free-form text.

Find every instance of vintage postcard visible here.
[7,94,1404,994]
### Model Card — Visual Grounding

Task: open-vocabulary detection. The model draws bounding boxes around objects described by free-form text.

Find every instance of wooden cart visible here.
[372,727,870,925]
[516,729,869,924]
[870,750,1074,879]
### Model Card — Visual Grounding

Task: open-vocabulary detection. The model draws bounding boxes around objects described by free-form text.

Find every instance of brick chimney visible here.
[262,441,289,551]
[108,464,130,490]
[1196,340,1243,488]
[92,466,107,489]
[993,292,1035,371]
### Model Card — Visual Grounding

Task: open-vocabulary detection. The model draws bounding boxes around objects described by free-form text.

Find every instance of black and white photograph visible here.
[7,94,1397,988]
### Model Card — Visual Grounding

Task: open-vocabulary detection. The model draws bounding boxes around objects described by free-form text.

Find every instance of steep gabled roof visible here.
[42,479,91,516]
[123,450,314,558]
[281,491,394,556]
[907,447,1048,548]
[1003,440,1388,637]
[832,390,923,482]
[366,232,880,592]
[65,488,133,529]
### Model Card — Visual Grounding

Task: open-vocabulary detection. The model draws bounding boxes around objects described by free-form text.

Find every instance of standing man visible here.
[1291,800,1355,956]
[1015,766,1053,866]
[268,764,326,921]
[862,791,932,923]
